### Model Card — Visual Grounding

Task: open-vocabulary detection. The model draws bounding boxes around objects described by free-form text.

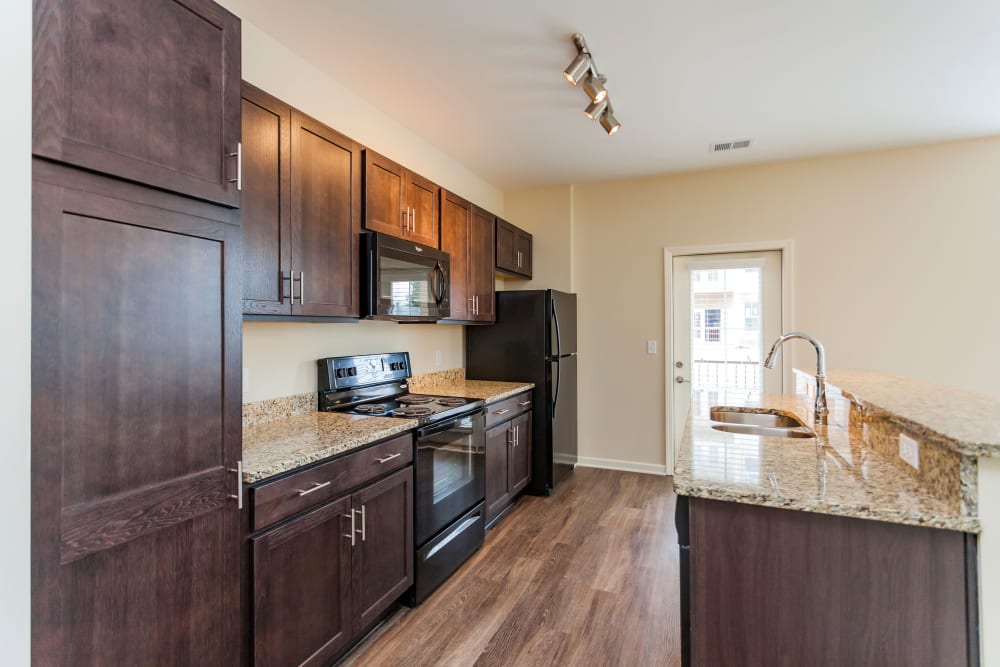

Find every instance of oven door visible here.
[414,409,485,545]
[365,232,450,321]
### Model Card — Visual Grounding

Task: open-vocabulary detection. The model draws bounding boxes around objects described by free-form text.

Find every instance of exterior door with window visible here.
[671,251,782,467]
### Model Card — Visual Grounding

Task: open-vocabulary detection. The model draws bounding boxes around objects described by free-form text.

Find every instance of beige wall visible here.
[502,185,575,292]
[3,0,30,662]
[571,137,1000,470]
[223,12,507,402]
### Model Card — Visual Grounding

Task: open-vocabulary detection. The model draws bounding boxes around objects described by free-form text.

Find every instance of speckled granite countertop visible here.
[242,412,417,484]
[674,375,986,533]
[409,369,533,404]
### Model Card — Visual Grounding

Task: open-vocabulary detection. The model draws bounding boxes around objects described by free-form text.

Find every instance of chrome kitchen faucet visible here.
[763,332,828,425]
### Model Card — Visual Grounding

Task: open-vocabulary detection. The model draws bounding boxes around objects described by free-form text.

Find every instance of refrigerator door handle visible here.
[552,297,563,360]
[552,358,561,417]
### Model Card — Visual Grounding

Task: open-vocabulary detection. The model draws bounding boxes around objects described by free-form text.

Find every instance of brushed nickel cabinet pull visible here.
[282,271,292,303]
[297,480,331,496]
[227,461,243,510]
[516,425,520,446]
[299,272,305,304]
[376,452,402,464]
[227,143,242,190]
[518,400,531,406]
[495,409,510,416]
[344,511,356,547]
[359,505,367,542]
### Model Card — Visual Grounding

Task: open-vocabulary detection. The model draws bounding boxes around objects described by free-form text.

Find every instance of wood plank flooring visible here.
[341,468,681,666]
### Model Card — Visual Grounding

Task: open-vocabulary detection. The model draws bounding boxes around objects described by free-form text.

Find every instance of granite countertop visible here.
[242,412,417,484]
[673,376,984,533]
[408,369,534,404]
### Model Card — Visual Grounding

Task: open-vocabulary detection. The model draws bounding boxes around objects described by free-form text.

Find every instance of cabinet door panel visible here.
[485,422,511,522]
[440,191,471,321]
[32,163,241,665]
[470,207,496,322]
[509,412,532,496]
[363,150,406,238]
[291,111,362,317]
[241,84,291,314]
[407,173,440,248]
[33,0,241,207]
[252,496,354,667]
[515,231,533,278]
[353,467,414,635]
[495,218,517,274]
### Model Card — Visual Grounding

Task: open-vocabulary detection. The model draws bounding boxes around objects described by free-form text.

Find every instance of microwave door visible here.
[378,251,442,318]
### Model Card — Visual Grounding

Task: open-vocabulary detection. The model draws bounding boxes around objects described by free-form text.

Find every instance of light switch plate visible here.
[647,340,657,354]
[899,433,920,469]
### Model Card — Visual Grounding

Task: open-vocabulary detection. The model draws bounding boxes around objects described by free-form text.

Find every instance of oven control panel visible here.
[318,352,411,391]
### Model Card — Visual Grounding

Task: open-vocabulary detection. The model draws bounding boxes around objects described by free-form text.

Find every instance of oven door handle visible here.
[417,408,485,438]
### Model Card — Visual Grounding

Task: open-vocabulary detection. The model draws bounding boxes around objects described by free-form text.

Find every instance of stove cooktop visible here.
[331,394,483,425]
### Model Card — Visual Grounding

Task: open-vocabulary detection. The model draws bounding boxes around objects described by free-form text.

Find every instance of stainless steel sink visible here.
[709,407,815,438]
[709,407,805,429]
[710,423,815,438]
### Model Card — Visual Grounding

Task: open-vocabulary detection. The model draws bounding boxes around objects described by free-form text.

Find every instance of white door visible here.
[670,251,783,465]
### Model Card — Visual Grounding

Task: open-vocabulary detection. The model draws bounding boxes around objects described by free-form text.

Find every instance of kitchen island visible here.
[674,370,998,666]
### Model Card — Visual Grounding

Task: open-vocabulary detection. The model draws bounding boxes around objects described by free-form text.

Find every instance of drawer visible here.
[251,432,413,531]
[484,390,533,429]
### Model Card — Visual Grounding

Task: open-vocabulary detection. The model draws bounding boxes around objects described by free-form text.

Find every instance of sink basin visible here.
[709,407,806,429]
[708,407,814,438]
[710,423,815,438]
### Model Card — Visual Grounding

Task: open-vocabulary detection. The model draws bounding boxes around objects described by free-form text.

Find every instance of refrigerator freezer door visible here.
[549,290,577,358]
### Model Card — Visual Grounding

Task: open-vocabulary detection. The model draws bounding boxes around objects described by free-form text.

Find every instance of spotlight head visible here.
[584,98,607,121]
[582,73,607,103]
[600,108,621,135]
[563,52,591,86]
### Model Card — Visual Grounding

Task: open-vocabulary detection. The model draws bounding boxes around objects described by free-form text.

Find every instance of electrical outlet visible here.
[242,368,249,398]
[435,350,443,368]
[647,340,657,354]
[899,433,920,469]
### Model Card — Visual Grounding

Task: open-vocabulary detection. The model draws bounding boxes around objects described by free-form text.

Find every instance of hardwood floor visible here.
[341,468,680,666]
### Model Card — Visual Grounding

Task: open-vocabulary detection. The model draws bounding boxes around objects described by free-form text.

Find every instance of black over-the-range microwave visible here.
[361,232,451,322]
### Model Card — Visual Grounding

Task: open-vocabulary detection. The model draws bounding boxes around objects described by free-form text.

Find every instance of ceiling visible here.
[229,0,1000,189]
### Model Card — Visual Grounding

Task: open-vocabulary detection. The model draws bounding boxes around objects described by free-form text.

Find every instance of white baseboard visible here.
[574,456,669,476]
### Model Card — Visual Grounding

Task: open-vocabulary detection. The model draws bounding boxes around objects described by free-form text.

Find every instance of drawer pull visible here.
[376,452,402,464]
[518,401,531,406]
[297,481,331,496]
[495,409,510,416]
[344,511,356,547]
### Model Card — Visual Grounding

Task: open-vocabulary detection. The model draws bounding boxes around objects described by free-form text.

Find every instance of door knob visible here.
[675,376,689,384]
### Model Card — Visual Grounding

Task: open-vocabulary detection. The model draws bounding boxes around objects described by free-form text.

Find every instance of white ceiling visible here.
[231,0,1000,189]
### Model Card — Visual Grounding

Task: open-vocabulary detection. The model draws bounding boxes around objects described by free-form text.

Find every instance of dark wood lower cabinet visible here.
[251,464,414,666]
[678,496,979,667]
[31,160,242,665]
[485,398,533,524]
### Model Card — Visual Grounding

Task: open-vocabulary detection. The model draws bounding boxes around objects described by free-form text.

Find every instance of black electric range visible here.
[316,352,487,604]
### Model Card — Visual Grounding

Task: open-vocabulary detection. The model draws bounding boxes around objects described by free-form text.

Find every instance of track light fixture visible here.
[563,33,620,136]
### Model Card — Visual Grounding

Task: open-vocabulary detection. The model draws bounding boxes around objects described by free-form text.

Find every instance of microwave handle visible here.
[433,263,447,304]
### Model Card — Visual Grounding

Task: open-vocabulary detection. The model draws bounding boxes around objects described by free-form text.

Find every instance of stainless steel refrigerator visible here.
[465,290,578,495]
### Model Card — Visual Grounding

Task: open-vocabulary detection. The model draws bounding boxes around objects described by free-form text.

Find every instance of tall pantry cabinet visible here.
[31,0,244,664]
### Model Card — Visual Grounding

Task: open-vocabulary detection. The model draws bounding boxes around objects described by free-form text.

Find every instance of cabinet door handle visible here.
[299,272,305,304]
[358,505,367,542]
[343,511,356,547]
[376,452,402,464]
[495,409,510,416]
[507,426,514,446]
[227,143,242,191]
[282,271,292,303]
[516,425,520,446]
[518,400,531,406]
[227,461,243,510]
[409,207,414,232]
[401,209,407,233]
[297,480,331,497]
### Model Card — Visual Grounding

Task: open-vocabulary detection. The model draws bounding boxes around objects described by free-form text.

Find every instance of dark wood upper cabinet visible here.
[240,84,362,319]
[291,110,363,318]
[440,192,495,323]
[352,467,414,635]
[241,84,292,315]
[363,150,440,248]
[32,161,242,665]
[495,218,532,279]
[33,0,242,208]
[252,496,354,667]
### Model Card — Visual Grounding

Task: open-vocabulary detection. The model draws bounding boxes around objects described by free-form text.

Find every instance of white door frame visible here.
[663,240,795,473]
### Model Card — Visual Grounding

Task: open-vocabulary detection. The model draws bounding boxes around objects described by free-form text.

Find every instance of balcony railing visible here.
[691,359,761,391]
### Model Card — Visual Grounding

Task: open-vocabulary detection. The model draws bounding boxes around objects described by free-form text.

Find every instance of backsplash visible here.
[408,368,466,392]
[243,392,317,428]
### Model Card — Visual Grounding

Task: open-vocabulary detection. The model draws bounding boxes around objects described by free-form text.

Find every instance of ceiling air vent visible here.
[710,139,753,152]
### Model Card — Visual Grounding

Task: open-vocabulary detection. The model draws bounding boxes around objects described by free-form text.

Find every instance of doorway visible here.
[666,247,787,470]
